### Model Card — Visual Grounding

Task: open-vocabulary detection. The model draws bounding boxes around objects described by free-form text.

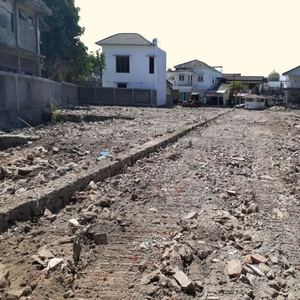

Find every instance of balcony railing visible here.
[173,80,192,87]
[282,82,300,89]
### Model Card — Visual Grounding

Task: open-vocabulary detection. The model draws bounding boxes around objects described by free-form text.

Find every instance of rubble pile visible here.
[0,107,220,206]
[0,108,300,299]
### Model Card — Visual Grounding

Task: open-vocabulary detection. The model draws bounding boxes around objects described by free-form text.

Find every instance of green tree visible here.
[229,81,249,93]
[41,0,91,83]
[88,50,106,78]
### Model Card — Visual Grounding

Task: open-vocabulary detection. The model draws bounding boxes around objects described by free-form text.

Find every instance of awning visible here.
[235,93,250,97]
[206,90,226,95]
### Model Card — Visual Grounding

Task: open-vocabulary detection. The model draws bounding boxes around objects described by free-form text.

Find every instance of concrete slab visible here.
[0,135,40,150]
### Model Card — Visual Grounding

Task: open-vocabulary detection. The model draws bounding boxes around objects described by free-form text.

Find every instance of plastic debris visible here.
[45,258,64,272]
[97,152,110,160]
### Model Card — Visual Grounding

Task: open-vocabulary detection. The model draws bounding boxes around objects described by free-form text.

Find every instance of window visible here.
[28,16,33,25]
[149,56,154,74]
[117,83,127,88]
[198,75,203,82]
[19,8,26,19]
[212,78,215,83]
[116,56,130,73]
[179,75,184,81]
[7,11,13,31]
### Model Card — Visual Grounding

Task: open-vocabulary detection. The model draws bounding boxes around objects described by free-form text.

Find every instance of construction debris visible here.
[1,107,300,299]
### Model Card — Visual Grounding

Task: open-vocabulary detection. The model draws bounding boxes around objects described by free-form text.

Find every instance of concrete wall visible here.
[17,2,38,53]
[101,44,166,105]
[79,86,158,107]
[0,71,78,130]
[61,82,78,108]
[0,71,78,111]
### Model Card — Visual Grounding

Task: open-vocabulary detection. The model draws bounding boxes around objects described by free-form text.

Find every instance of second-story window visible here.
[7,11,13,31]
[28,16,33,25]
[116,56,130,73]
[149,56,154,74]
[179,75,184,81]
[19,9,26,20]
[198,75,203,82]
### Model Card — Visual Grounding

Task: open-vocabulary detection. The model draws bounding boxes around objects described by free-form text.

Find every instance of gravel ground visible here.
[1,108,300,300]
[0,106,221,206]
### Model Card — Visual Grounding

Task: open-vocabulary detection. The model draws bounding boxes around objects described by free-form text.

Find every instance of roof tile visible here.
[96,33,153,46]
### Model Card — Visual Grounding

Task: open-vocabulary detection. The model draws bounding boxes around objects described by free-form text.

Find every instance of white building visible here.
[282,65,300,108]
[167,59,222,102]
[244,94,268,110]
[96,33,166,106]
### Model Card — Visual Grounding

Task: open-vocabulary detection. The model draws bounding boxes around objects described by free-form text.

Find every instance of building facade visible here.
[0,0,52,76]
[282,65,300,108]
[96,33,167,106]
[172,60,222,91]
[167,59,222,103]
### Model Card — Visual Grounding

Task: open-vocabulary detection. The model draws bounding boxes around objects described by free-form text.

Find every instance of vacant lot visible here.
[0,106,221,208]
[1,107,300,300]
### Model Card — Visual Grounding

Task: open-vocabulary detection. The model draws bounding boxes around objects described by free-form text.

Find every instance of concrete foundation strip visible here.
[0,110,231,232]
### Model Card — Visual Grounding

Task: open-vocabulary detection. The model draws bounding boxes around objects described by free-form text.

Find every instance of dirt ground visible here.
[1,107,300,300]
[0,106,220,207]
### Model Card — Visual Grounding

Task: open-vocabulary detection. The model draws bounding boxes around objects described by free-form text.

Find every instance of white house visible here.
[95,33,166,106]
[282,65,300,108]
[244,94,268,110]
[167,59,222,102]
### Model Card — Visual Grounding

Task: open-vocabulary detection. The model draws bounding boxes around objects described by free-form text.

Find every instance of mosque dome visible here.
[268,69,280,82]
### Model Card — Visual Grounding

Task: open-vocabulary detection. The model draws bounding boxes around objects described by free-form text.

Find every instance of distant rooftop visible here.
[96,33,153,46]
[222,74,267,82]
[283,65,300,76]
[174,59,219,72]
[207,83,230,93]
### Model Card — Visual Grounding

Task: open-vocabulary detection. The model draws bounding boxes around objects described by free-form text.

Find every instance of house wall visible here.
[156,47,166,106]
[0,0,42,75]
[174,68,221,90]
[166,86,172,95]
[0,0,38,53]
[101,44,166,106]
[102,45,156,89]
[0,0,16,47]
[173,73,191,88]
[17,2,38,53]
[0,46,39,75]
[287,75,300,84]
[223,89,230,104]
[200,68,221,89]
